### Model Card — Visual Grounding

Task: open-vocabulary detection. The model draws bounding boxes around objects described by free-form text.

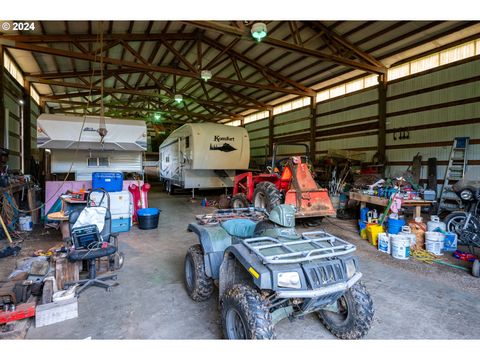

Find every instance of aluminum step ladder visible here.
[437,137,469,213]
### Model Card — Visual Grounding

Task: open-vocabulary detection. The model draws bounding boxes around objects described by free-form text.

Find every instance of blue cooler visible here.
[92,172,123,192]
[111,214,131,233]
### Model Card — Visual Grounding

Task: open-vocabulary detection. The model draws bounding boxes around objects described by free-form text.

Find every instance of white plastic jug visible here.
[427,216,446,232]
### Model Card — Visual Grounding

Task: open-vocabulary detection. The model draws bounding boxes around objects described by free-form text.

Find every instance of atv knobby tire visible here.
[253,181,282,212]
[231,193,250,208]
[184,244,214,301]
[221,284,275,339]
[317,281,374,339]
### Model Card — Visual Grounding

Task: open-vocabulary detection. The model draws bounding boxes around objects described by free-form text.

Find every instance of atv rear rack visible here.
[242,230,356,264]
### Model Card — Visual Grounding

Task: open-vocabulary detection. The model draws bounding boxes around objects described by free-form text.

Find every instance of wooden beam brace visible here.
[160,40,198,73]
[187,21,386,75]
[4,40,307,95]
[306,21,385,69]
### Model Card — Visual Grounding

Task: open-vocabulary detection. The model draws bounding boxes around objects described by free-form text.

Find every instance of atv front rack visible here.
[242,230,356,264]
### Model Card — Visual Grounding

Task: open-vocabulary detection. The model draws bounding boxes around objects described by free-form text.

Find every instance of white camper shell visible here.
[37,114,147,180]
[159,123,249,190]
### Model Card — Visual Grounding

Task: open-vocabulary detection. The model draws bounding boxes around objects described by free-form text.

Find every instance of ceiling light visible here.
[201,70,212,82]
[19,99,24,105]
[154,112,162,122]
[174,94,183,103]
[251,22,267,42]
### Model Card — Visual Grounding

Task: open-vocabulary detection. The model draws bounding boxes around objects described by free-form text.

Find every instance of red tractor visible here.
[231,143,335,219]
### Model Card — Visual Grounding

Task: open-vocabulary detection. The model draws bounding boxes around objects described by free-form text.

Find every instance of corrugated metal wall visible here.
[3,72,23,170]
[244,56,480,189]
[386,57,480,193]
[316,88,378,162]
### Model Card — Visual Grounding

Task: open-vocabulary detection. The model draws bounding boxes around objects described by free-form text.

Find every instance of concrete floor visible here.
[17,185,480,339]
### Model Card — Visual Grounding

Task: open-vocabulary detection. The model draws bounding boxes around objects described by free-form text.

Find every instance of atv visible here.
[184,204,374,339]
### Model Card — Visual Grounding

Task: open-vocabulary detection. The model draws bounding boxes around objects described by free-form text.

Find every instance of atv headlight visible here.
[460,189,473,201]
[345,259,356,279]
[277,272,301,289]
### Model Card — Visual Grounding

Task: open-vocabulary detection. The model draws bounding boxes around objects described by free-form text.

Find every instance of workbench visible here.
[47,196,87,240]
[349,192,433,218]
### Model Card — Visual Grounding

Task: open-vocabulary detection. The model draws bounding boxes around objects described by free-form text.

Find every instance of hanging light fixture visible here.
[251,22,267,42]
[97,22,108,144]
[174,94,183,103]
[201,70,212,82]
[154,112,162,122]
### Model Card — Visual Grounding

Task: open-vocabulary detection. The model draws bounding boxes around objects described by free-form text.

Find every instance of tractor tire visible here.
[253,182,282,212]
[473,259,480,278]
[221,284,275,339]
[231,194,250,208]
[184,244,214,302]
[317,281,374,339]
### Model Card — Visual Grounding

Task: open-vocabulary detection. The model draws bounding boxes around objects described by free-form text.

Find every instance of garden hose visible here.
[411,249,470,272]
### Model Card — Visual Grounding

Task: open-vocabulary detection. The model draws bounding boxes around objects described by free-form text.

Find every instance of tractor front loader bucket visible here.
[284,157,336,218]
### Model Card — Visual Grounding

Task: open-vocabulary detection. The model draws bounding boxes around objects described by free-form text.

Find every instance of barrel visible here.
[137,208,160,230]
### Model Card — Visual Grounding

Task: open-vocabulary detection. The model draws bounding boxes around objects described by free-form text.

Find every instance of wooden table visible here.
[46,196,87,239]
[349,192,433,218]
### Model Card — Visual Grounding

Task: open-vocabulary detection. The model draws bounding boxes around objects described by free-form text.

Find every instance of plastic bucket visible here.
[378,233,390,254]
[391,234,410,260]
[425,231,445,255]
[19,216,33,231]
[137,208,160,230]
[387,217,405,235]
[443,232,458,252]
[366,224,383,246]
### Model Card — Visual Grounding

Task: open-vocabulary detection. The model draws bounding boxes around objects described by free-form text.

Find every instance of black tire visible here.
[445,211,467,234]
[184,244,214,301]
[221,284,275,339]
[253,181,282,212]
[317,281,374,340]
[473,259,480,278]
[231,193,250,208]
[253,220,275,236]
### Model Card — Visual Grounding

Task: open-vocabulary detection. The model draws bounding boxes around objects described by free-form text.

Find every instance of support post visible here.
[268,109,274,157]
[309,96,317,162]
[378,74,387,173]
[0,46,5,148]
[23,79,32,174]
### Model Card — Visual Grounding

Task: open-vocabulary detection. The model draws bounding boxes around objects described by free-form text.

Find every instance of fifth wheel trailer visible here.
[159,123,249,192]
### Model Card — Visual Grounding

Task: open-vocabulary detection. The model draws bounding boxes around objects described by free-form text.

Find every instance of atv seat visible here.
[221,219,257,238]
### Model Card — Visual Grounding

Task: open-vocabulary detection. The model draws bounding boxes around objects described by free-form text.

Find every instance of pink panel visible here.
[45,180,143,213]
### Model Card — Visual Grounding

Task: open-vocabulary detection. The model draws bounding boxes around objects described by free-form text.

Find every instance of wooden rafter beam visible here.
[185,21,386,74]
[305,21,385,68]
[201,35,315,95]
[1,40,308,96]
[46,99,218,122]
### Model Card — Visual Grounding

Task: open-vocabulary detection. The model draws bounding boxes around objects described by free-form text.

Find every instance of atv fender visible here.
[188,223,232,279]
[224,244,273,290]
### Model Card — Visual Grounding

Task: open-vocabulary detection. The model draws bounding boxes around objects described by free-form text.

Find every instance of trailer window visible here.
[87,157,110,167]
[185,136,190,148]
